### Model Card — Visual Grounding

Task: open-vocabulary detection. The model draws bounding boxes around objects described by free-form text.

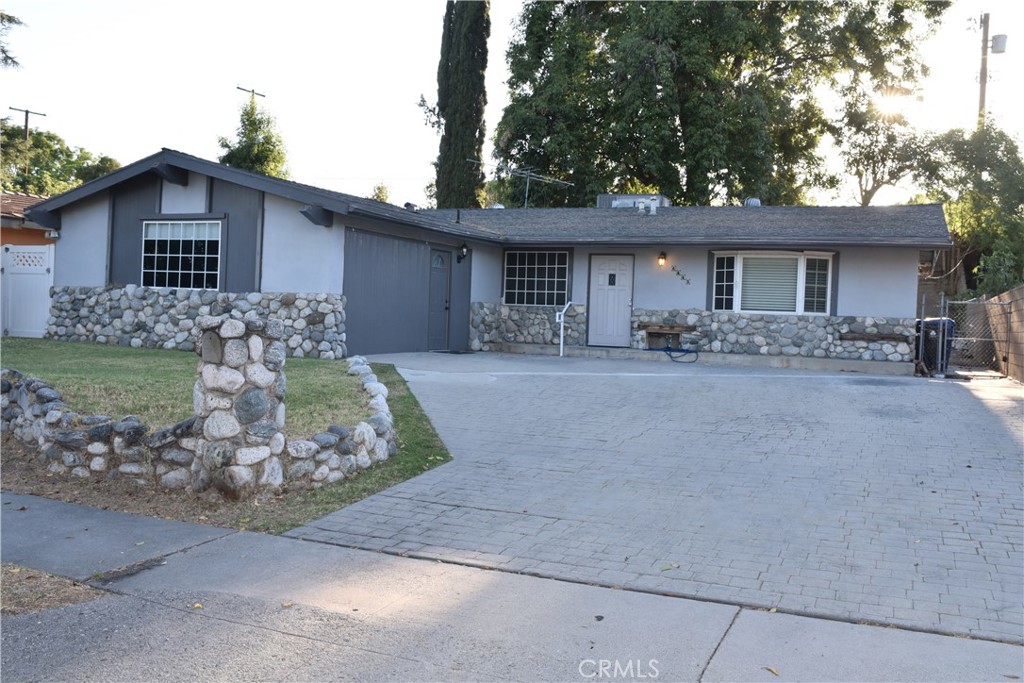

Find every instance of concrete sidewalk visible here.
[2,492,1020,682]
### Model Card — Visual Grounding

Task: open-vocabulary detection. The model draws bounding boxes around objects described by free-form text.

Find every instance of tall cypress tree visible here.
[435,0,490,209]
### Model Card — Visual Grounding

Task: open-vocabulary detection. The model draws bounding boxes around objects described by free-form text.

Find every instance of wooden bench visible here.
[636,323,696,334]
[637,322,697,350]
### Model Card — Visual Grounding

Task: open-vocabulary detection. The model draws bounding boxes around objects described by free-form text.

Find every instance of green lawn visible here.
[0,338,366,438]
[0,338,451,532]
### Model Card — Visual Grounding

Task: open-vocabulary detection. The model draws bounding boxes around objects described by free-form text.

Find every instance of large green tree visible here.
[494,1,947,207]
[433,0,490,209]
[218,95,288,178]
[915,124,1024,294]
[1,123,120,195]
[835,88,923,206]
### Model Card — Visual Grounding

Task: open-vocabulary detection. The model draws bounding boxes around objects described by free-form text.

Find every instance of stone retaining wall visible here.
[470,302,915,362]
[47,285,347,359]
[1,316,394,499]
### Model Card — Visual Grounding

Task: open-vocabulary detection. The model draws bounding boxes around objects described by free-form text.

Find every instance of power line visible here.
[467,159,573,207]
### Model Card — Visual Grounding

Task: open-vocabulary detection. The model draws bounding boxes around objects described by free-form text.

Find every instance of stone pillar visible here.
[192,315,287,499]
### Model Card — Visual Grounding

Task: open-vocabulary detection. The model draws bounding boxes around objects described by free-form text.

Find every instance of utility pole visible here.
[978,13,1008,128]
[236,86,265,99]
[8,106,46,140]
[8,107,46,180]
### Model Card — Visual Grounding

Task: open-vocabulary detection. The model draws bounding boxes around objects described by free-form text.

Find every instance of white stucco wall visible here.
[160,173,208,213]
[259,194,344,293]
[470,243,503,301]
[53,194,109,287]
[836,247,920,318]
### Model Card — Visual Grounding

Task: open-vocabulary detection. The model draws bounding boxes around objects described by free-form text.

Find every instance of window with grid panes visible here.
[141,221,221,289]
[503,250,569,306]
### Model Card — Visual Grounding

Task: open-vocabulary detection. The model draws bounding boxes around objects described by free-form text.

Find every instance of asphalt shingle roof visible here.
[1,191,48,220]
[428,204,951,248]
[24,149,950,249]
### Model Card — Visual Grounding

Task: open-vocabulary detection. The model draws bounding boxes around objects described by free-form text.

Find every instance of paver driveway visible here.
[288,353,1023,643]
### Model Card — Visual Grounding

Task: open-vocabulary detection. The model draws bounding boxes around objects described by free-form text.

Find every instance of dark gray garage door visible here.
[343,229,470,355]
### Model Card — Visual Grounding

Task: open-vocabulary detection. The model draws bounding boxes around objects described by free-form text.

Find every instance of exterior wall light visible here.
[457,243,469,263]
[657,251,667,267]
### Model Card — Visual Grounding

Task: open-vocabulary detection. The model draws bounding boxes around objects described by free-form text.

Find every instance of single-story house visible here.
[25,149,952,363]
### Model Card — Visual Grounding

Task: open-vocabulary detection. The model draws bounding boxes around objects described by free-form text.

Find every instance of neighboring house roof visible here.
[429,205,952,248]
[1,191,49,227]
[24,149,502,242]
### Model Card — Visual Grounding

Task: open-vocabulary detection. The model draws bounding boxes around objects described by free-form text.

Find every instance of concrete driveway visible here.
[288,353,1023,644]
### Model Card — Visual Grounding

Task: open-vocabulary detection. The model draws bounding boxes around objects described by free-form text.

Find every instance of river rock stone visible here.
[234,388,269,425]
[286,440,319,459]
[204,410,241,439]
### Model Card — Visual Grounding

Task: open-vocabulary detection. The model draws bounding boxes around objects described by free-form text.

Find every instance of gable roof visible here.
[25,149,501,242]
[428,205,951,248]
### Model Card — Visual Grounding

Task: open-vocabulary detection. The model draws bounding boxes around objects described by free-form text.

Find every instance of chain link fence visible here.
[943,299,1011,371]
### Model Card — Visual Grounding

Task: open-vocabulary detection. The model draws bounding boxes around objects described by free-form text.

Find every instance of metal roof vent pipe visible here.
[649,196,657,216]
[744,197,762,207]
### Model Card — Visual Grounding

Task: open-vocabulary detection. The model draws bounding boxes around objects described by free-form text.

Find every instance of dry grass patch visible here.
[1,563,107,615]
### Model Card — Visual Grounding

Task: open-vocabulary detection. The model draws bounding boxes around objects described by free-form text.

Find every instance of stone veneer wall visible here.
[469,302,915,362]
[1,317,395,499]
[634,309,915,361]
[47,285,346,359]
[470,302,587,351]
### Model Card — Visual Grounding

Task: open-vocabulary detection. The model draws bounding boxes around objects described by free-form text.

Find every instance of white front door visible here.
[1,243,54,338]
[588,254,633,347]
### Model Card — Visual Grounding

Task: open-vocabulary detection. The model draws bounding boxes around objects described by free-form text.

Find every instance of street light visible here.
[978,12,1008,126]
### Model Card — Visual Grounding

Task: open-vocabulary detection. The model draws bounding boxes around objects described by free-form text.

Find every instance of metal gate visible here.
[943,297,1011,372]
[1,244,54,338]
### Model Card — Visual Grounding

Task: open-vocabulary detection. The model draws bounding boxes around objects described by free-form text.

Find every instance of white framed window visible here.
[713,251,832,315]
[141,221,221,289]
[503,250,570,306]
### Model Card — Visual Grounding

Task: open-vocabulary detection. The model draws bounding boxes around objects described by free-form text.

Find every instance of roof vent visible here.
[744,197,761,207]
[404,202,419,212]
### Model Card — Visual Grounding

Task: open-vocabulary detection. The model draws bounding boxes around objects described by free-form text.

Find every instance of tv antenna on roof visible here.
[467,159,573,208]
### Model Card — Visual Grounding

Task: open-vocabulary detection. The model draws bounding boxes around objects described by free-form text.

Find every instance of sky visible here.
[3,0,1022,207]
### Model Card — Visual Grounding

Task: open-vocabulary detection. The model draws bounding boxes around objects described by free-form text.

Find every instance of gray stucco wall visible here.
[160,173,208,213]
[260,194,344,294]
[836,247,920,318]
[469,244,502,302]
[625,248,707,310]
[53,194,110,288]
